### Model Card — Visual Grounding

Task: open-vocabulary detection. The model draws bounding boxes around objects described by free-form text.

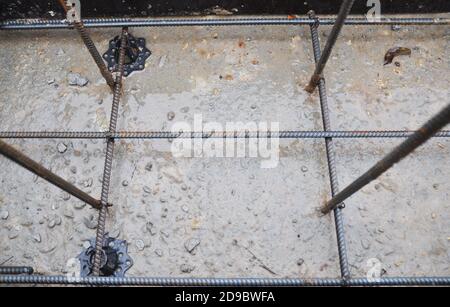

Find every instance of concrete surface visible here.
[0,15,449,279]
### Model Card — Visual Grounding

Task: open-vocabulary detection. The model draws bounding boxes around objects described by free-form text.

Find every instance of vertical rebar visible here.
[0,139,102,210]
[307,11,351,280]
[58,0,115,90]
[322,102,450,214]
[305,0,355,93]
[91,28,128,276]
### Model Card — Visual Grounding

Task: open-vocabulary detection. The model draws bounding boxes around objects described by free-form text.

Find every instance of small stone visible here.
[297,258,304,266]
[167,111,175,121]
[57,48,65,56]
[110,228,121,238]
[180,106,190,113]
[48,215,62,229]
[180,263,195,273]
[8,230,19,239]
[96,99,103,105]
[63,208,74,219]
[155,249,163,257]
[181,184,188,191]
[83,215,97,229]
[68,72,89,87]
[145,162,153,171]
[74,202,86,210]
[47,78,55,85]
[181,205,189,213]
[33,233,42,243]
[143,186,151,194]
[146,222,157,235]
[83,178,93,188]
[250,104,257,110]
[0,210,9,220]
[184,238,200,254]
[70,166,77,174]
[301,166,308,173]
[361,239,371,250]
[135,239,145,251]
[57,142,67,154]
[62,193,71,201]
[158,55,167,68]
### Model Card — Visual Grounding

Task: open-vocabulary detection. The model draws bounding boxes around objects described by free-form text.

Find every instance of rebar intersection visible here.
[0,4,450,286]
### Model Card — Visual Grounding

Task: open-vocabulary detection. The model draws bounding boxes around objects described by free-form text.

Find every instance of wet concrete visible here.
[0,15,449,279]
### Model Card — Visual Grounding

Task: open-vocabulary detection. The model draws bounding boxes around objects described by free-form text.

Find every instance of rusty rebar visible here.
[57,0,115,90]
[0,139,101,210]
[305,0,355,93]
[92,27,128,276]
[322,103,450,214]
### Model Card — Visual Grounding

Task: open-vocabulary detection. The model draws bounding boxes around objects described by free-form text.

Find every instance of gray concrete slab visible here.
[0,15,449,279]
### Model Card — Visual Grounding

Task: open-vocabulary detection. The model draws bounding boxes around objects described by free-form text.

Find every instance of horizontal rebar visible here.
[1,17,449,30]
[0,275,449,286]
[0,139,102,210]
[0,267,34,275]
[322,103,450,214]
[1,130,450,139]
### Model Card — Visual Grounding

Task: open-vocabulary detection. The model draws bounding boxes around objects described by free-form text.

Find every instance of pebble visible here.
[155,249,163,257]
[361,239,371,250]
[143,186,152,194]
[83,178,93,188]
[47,78,55,85]
[135,239,145,251]
[57,142,67,154]
[68,72,89,87]
[158,55,167,68]
[122,180,129,187]
[74,202,86,209]
[110,228,121,238]
[33,233,42,243]
[145,162,153,171]
[297,258,305,266]
[184,238,201,254]
[167,111,175,121]
[63,208,74,219]
[0,210,9,220]
[180,106,190,113]
[181,205,189,213]
[70,166,77,174]
[146,222,157,235]
[62,193,71,201]
[48,215,62,229]
[8,229,19,239]
[180,263,195,273]
[301,166,308,173]
[83,215,97,229]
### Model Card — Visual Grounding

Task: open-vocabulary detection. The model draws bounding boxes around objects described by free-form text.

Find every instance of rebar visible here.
[57,0,115,90]
[307,11,350,280]
[0,139,102,210]
[0,267,34,275]
[1,17,450,30]
[322,102,450,214]
[1,130,450,139]
[0,274,449,286]
[92,28,128,276]
[305,0,355,93]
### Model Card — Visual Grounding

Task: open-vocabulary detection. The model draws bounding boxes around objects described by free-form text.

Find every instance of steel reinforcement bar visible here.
[1,17,450,30]
[1,130,450,139]
[0,275,449,286]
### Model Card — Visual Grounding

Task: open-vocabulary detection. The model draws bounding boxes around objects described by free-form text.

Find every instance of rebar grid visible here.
[0,10,449,286]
